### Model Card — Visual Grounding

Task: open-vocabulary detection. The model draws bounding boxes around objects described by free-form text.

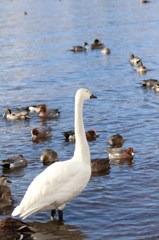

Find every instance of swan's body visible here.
[12,88,97,220]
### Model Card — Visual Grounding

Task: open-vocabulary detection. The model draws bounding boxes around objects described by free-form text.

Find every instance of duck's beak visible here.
[3,114,6,118]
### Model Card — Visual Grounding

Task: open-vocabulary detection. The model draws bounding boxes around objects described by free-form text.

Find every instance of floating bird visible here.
[130,54,140,65]
[105,147,134,160]
[70,42,88,52]
[91,39,104,50]
[12,88,97,221]
[3,109,31,120]
[1,154,27,169]
[0,176,11,185]
[91,158,110,173]
[152,83,159,92]
[0,192,12,209]
[140,0,150,3]
[31,127,52,140]
[136,60,147,74]
[0,217,34,240]
[40,149,59,165]
[101,47,111,55]
[142,79,159,88]
[63,129,98,142]
[38,105,60,118]
[26,104,48,113]
[109,134,124,148]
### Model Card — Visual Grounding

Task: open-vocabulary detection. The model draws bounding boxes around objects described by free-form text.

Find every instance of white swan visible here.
[12,88,97,221]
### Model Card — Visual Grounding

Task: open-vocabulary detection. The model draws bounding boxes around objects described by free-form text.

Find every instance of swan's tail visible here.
[12,205,21,217]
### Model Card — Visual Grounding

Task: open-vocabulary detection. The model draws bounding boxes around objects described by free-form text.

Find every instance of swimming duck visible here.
[105,147,134,160]
[70,42,88,52]
[40,149,59,166]
[0,217,34,240]
[0,184,11,198]
[0,176,11,185]
[38,105,60,118]
[91,39,104,50]
[91,158,110,173]
[101,47,111,55]
[130,54,140,65]
[26,104,48,113]
[142,79,159,88]
[63,129,98,142]
[12,88,97,221]
[136,60,147,74]
[0,177,11,197]
[152,83,159,92]
[0,192,12,209]
[3,109,31,120]
[109,134,124,148]
[31,127,52,140]
[1,154,27,168]
[140,0,150,3]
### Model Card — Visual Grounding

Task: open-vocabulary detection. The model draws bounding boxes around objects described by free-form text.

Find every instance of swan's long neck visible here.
[74,98,90,162]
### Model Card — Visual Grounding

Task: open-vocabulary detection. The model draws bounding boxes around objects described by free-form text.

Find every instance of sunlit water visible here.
[1,0,159,239]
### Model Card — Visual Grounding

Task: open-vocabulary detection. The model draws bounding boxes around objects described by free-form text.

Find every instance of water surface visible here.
[1,0,159,239]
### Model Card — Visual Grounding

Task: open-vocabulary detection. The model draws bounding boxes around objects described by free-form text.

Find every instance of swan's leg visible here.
[58,209,63,221]
[51,209,56,220]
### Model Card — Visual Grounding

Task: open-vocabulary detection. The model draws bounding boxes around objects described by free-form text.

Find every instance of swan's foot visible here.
[58,209,64,224]
[51,209,56,220]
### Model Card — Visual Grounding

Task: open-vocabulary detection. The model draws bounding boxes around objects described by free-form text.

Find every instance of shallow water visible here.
[1,0,159,239]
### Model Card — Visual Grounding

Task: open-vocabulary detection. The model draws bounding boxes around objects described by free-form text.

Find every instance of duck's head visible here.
[39,105,47,113]
[126,147,134,156]
[31,128,39,139]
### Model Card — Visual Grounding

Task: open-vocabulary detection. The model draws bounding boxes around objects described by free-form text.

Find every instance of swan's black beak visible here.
[90,94,97,99]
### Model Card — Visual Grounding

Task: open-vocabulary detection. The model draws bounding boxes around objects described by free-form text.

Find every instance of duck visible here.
[0,176,11,185]
[0,184,11,198]
[152,83,159,92]
[91,39,104,50]
[31,127,52,140]
[26,104,48,113]
[101,47,111,55]
[130,54,140,65]
[70,42,88,52]
[3,108,31,120]
[38,105,60,118]
[91,158,110,173]
[0,217,34,240]
[140,0,150,3]
[136,60,147,74]
[40,149,59,166]
[142,79,159,88]
[1,154,27,168]
[12,88,97,221]
[63,129,98,142]
[109,134,124,148]
[0,192,12,209]
[105,147,134,160]
[0,177,11,197]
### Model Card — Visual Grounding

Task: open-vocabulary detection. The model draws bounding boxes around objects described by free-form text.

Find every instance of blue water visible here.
[1,0,159,239]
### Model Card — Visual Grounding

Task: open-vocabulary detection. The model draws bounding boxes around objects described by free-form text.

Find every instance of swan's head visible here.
[75,88,97,102]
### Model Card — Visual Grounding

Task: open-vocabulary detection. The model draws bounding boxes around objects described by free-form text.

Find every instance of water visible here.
[0,0,159,239]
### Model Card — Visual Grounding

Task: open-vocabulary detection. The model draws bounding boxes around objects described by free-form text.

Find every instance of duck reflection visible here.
[30,220,88,240]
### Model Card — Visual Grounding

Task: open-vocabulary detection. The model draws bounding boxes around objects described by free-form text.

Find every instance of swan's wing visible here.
[12,159,84,219]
